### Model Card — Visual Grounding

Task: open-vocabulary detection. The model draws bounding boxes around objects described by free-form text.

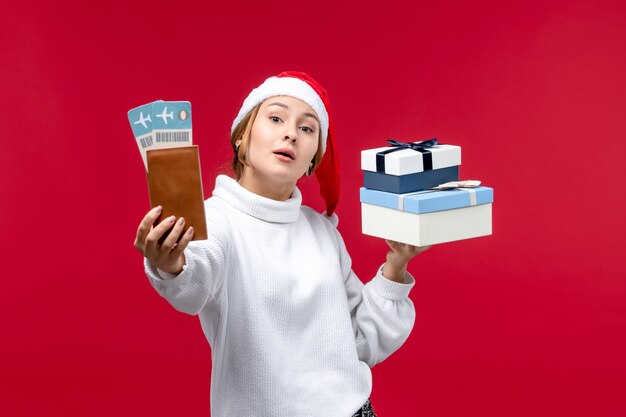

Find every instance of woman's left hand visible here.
[382,240,431,283]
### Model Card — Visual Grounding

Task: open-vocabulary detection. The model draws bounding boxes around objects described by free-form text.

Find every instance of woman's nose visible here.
[283,124,297,142]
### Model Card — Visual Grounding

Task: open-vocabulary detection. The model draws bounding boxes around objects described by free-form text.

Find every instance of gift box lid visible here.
[360,186,493,214]
[361,142,461,176]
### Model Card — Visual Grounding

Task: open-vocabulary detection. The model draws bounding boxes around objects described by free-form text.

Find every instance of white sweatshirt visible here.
[144,175,416,417]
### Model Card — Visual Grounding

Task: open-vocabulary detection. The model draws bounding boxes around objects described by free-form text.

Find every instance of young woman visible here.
[134,71,429,417]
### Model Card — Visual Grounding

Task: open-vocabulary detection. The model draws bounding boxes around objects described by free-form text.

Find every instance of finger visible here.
[171,226,194,257]
[144,215,177,257]
[160,217,186,253]
[134,206,163,251]
[385,239,400,250]
[409,244,431,256]
[389,241,411,255]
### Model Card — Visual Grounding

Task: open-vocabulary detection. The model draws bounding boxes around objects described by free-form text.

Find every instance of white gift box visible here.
[361,203,492,246]
[361,142,461,176]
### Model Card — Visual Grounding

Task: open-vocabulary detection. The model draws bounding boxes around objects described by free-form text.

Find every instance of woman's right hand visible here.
[134,206,195,275]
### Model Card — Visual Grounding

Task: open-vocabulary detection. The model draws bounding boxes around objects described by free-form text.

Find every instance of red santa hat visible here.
[231,71,340,215]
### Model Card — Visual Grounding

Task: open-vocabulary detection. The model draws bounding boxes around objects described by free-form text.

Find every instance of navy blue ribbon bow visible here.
[375,138,438,173]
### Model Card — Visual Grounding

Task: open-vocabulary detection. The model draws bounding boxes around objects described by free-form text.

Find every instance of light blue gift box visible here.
[359,186,494,214]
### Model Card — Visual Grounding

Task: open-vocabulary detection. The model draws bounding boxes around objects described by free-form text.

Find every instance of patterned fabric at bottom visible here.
[351,398,377,417]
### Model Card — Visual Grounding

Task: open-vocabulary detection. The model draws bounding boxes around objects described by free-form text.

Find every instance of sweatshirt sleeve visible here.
[330,218,416,368]
[143,203,230,316]
[346,265,416,367]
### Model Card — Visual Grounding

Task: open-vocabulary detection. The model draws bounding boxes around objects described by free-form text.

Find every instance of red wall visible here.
[1,0,625,416]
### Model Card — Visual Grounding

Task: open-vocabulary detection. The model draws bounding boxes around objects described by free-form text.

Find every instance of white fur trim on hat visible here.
[231,76,329,152]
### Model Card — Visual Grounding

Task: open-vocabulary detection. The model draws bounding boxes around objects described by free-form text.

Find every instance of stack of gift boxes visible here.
[360,139,494,246]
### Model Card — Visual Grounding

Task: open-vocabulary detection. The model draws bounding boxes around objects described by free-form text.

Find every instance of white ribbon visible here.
[397,189,436,211]
[397,180,481,210]
[431,180,481,190]
[462,188,477,206]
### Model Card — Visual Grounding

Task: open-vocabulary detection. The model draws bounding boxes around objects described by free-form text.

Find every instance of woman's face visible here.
[242,95,320,190]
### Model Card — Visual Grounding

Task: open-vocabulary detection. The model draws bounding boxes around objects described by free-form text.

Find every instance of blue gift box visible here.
[363,165,459,193]
[360,186,494,214]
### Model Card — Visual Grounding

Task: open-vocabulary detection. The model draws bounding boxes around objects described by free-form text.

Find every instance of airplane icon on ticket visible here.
[156,107,174,125]
[133,112,152,129]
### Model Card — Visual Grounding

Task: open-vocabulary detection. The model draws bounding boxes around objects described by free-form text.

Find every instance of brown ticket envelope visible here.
[146,146,208,241]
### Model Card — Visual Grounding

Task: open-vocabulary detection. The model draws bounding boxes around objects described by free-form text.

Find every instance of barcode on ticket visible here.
[156,131,190,143]
[140,135,154,148]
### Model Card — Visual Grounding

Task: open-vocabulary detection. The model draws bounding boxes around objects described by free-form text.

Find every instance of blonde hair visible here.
[230,102,324,180]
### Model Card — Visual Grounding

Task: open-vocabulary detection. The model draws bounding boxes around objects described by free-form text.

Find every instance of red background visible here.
[1,0,625,416]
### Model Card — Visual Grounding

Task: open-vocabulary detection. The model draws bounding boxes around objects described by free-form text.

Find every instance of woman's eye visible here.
[270,116,282,123]
[300,126,314,133]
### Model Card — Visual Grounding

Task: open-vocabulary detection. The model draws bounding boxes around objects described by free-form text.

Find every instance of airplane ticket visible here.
[128,99,163,170]
[151,101,193,150]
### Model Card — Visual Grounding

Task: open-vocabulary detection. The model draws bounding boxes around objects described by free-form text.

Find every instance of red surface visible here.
[1,0,625,416]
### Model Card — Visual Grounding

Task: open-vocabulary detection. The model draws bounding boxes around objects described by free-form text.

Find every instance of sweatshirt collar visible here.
[213,175,302,223]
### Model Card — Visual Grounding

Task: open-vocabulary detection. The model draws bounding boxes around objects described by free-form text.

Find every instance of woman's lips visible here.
[273,148,296,160]
[273,152,295,162]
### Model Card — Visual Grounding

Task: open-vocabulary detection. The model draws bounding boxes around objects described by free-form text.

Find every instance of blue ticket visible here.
[151,101,192,148]
[128,99,163,170]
